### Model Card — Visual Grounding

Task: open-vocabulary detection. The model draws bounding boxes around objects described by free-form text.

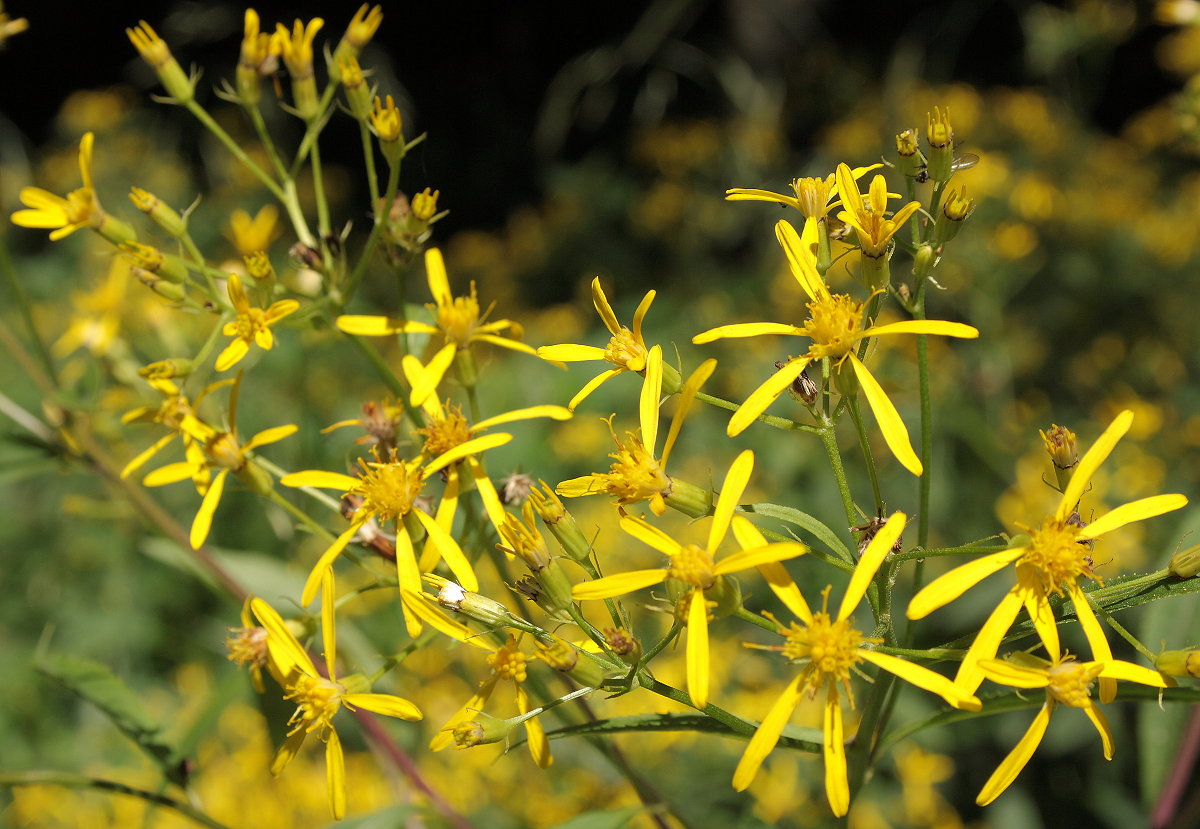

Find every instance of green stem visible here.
[733,606,778,633]
[344,157,400,307]
[640,618,684,665]
[265,489,337,542]
[846,396,883,515]
[309,139,332,242]
[0,238,58,386]
[245,104,290,180]
[694,390,819,434]
[1090,598,1157,661]
[891,543,1008,562]
[819,425,859,533]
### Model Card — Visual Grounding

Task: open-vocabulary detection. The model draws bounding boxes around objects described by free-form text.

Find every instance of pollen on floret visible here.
[225,625,268,669]
[667,544,717,590]
[285,674,345,736]
[1018,516,1097,596]
[1045,657,1103,708]
[206,432,247,471]
[434,282,483,346]
[414,404,473,458]
[790,175,835,218]
[487,636,528,683]
[350,451,425,522]
[799,294,866,361]
[592,432,672,507]
[603,327,648,371]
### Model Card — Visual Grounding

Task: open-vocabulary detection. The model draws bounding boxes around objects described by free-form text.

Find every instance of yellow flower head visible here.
[974,646,1166,806]
[908,410,1188,698]
[126,20,194,101]
[0,2,28,45]
[835,163,922,258]
[337,4,383,56]
[732,514,980,816]
[12,133,103,241]
[274,18,324,80]
[725,163,883,240]
[370,95,403,143]
[215,274,300,371]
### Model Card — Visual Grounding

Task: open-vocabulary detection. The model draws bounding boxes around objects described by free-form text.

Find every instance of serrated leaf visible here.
[745,503,853,562]
[548,806,646,829]
[35,653,185,786]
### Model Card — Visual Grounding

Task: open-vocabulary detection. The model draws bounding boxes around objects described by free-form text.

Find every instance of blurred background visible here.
[1,1,1199,827]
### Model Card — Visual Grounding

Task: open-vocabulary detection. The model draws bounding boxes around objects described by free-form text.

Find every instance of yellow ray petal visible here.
[1083,701,1114,760]
[1096,659,1168,687]
[850,354,921,476]
[401,591,492,650]
[270,728,307,777]
[632,289,656,343]
[715,542,807,576]
[555,474,607,498]
[591,277,621,335]
[692,322,802,344]
[1078,494,1188,539]
[686,590,710,709]
[839,512,904,620]
[975,658,1052,689]
[954,587,1025,695]
[120,433,177,479]
[424,247,451,301]
[322,571,337,682]
[571,569,666,601]
[1070,581,1115,703]
[215,338,249,372]
[336,315,437,336]
[823,685,849,817]
[143,461,198,487]
[473,333,541,356]
[301,520,365,607]
[728,358,811,437]
[472,404,572,431]
[517,685,554,768]
[396,529,424,638]
[640,345,663,454]
[190,468,228,548]
[859,650,981,711]
[411,343,456,408]
[1057,410,1133,521]
[431,679,498,751]
[413,508,478,592]
[907,548,1024,619]
[251,597,316,678]
[775,219,827,301]
[732,674,805,791]
[725,188,801,209]
[662,358,716,468]
[620,514,681,556]
[865,320,979,339]
[1020,572,1058,662]
[468,458,508,532]
[976,701,1052,806]
[710,450,753,552]
[423,432,511,475]
[280,469,359,491]
[325,727,346,820]
[568,368,623,411]
[536,343,607,362]
[243,423,298,451]
[343,693,423,720]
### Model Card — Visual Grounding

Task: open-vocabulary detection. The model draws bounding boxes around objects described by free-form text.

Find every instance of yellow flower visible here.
[215,274,300,371]
[834,163,922,258]
[369,95,403,144]
[281,445,481,634]
[335,4,383,59]
[236,9,279,104]
[974,647,1166,806]
[141,375,296,548]
[126,20,194,101]
[725,163,881,234]
[225,205,281,256]
[572,449,808,708]
[731,513,980,816]
[431,634,553,768]
[537,277,673,411]
[251,574,422,820]
[52,257,129,359]
[11,132,103,241]
[556,351,714,516]
[908,410,1188,698]
[0,2,29,46]
[120,376,233,482]
[274,17,323,80]
[693,219,978,474]
[338,248,539,397]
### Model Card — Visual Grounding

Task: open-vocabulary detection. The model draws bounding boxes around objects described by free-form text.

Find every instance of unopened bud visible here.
[896,128,928,181]
[1169,544,1200,578]
[935,187,974,244]
[603,627,640,659]
[133,267,186,302]
[129,187,187,237]
[531,481,592,562]
[1155,648,1200,678]
[1040,424,1079,492]
[925,106,955,182]
[139,358,194,379]
[428,576,519,629]
[126,21,195,103]
[535,637,609,686]
[340,56,373,121]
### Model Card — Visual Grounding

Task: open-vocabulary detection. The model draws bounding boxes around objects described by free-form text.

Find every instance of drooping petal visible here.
[301,520,366,607]
[325,728,346,820]
[729,515,813,622]
[1078,494,1188,539]
[322,571,337,683]
[215,338,250,372]
[190,468,228,548]
[413,508,478,592]
[620,514,682,556]
[270,728,307,776]
[724,188,801,209]
[715,542,807,576]
[142,461,198,487]
[859,650,981,711]
[1096,659,1168,687]
[1020,571,1059,662]
[571,569,666,601]
[692,322,803,344]
[1070,581,1116,703]
[823,685,850,817]
[280,469,359,491]
[954,587,1025,695]
[865,320,979,339]
[343,693,423,720]
[468,458,508,533]
[907,547,1024,619]
[251,597,317,678]
[727,358,811,437]
[517,685,553,768]
[775,219,827,302]
[662,358,716,468]
[976,658,1053,689]
[1057,410,1133,521]
[839,512,904,620]
[732,674,805,791]
[710,450,753,552]
[400,591,492,650]
[849,353,921,476]
[976,701,1053,806]
[686,589,710,709]
[243,423,299,451]
[1083,701,1115,760]
[120,433,178,479]
[431,678,498,751]
[423,432,511,475]
[473,333,541,356]
[640,345,663,455]
[568,368,623,411]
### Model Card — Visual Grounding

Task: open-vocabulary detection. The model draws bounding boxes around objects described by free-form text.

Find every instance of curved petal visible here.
[190,468,228,548]
[411,343,456,408]
[693,322,802,344]
[270,728,307,777]
[1021,583,1059,663]
[1070,581,1115,703]
[954,587,1025,695]
[859,650,981,711]
[120,434,177,480]
[1078,494,1188,539]
[343,692,423,720]
[976,702,1052,806]
[850,353,921,476]
[431,680,497,751]
[401,591,492,650]
[423,432,511,475]
[251,597,316,678]
[265,299,300,324]
[325,727,346,820]
[839,512,905,620]
[517,685,553,768]
[686,589,710,709]
[1057,410,1133,521]
[907,548,1024,619]
[243,423,299,451]
[413,508,478,592]
[728,358,811,437]
[301,520,365,607]
[215,338,250,372]
[710,450,754,552]
[281,469,359,491]
[536,343,607,362]
[473,404,572,431]
[424,248,451,302]
[620,514,681,556]
[975,658,1052,689]
[732,673,805,791]
[142,461,197,487]
[336,315,437,336]
[568,368,623,411]
[715,542,807,575]
[1083,701,1114,760]
[473,333,541,356]
[824,685,849,817]
[322,571,337,682]
[555,474,608,498]
[725,188,801,209]
[632,289,656,344]
[395,529,425,637]
[571,569,666,601]
[640,345,663,454]
[591,277,621,335]
[1097,659,1168,688]
[865,320,979,339]
[775,219,827,302]
[468,458,508,533]
[662,358,716,468]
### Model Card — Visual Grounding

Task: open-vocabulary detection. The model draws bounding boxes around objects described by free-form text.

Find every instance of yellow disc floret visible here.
[667,544,717,590]
[434,282,483,347]
[799,294,866,362]
[1045,656,1103,708]
[594,433,671,506]
[1019,516,1097,597]
[414,404,472,458]
[350,452,425,523]
[487,636,528,682]
[790,175,836,219]
[284,673,344,737]
[603,326,648,371]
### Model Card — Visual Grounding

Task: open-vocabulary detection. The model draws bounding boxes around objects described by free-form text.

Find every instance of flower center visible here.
[414,404,473,458]
[232,306,269,340]
[351,454,425,523]
[434,282,481,346]
[224,625,268,668]
[1019,516,1096,597]
[65,187,96,225]
[782,611,866,694]
[666,544,717,590]
[596,433,671,505]
[604,327,647,371]
[487,636,528,682]
[207,432,246,470]
[285,673,345,735]
[791,175,834,218]
[1045,657,1102,708]
[799,294,865,361]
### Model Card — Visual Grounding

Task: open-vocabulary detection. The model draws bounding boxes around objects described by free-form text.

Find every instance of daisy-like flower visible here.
[572,449,807,708]
[338,248,539,403]
[431,634,553,768]
[120,376,232,481]
[974,646,1167,806]
[908,410,1188,698]
[322,399,405,451]
[280,446,479,634]
[12,133,107,241]
[225,595,272,693]
[252,573,423,820]
[401,353,571,537]
[834,163,922,258]
[725,163,881,233]
[142,376,296,549]
[556,349,714,517]
[693,219,978,474]
[537,277,677,411]
[225,205,281,256]
[732,513,981,816]
[215,274,300,371]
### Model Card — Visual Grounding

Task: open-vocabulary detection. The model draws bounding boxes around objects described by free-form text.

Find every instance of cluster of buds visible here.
[380,189,448,261]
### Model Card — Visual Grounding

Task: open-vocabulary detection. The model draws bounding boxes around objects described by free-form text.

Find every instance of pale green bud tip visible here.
[434,580,516,628]
[1169,544,1200,578]
[1155,648,1200,678]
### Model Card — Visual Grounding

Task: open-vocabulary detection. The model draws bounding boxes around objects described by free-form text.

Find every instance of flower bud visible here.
[332,5,383,73]
[139,358,195,380]
[450,714,516,748]
[127,21,195,103]
[896,128,928,181]
[427,575,521,629]
[121,241,189,283]
[340,56,374,121]
[235,9,277,107]
[530,481,592,562]
[664,478,713,520]
[603,627,640,659]
[370,95,406,165]
[1155,648,1200,678]
[925,106,955,182]
[129,187,187,237]
[935,187,974,245]
[1040,424,1079,492]
[132,267,186,302]
[1169,544,1200,578]
[535,637,608,687]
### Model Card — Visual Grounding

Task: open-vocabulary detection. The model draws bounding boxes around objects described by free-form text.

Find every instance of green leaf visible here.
[744,503,853,562]
[36,653,185,786]
[548,806,646,829]
[527,712,821,752]
[322,804,418,829]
